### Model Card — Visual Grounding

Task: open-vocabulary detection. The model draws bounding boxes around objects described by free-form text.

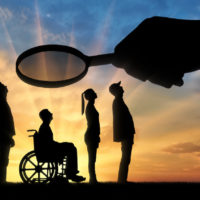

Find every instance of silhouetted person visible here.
[38,109,85,182]
[112,16,200,88]
[0,83,15,184]
[82,89,100,183]
[109,81,135,183]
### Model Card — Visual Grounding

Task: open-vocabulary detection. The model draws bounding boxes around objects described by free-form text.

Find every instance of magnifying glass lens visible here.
[18,51,86,82]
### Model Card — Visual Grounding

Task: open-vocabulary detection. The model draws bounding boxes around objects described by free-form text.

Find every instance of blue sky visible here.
[2,0,200,182]
[2,0,200,55]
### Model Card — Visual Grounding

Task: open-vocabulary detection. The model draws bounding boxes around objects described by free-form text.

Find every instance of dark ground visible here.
[0,182,199,198]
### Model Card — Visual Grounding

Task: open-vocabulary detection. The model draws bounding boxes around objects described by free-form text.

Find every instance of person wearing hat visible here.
[82,89,100,183]
[0,82,15,183]
[109,81,135,183]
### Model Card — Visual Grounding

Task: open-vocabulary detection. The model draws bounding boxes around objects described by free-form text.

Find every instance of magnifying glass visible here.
[16,45,114,87]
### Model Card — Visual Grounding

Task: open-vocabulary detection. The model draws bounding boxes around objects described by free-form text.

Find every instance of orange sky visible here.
[1,1,200,183]
[1,49,200,183]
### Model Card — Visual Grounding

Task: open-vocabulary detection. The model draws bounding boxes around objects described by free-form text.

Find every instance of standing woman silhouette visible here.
[82,89,100,184]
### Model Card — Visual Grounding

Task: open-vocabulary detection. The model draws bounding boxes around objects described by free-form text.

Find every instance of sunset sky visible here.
[1,0,200,183]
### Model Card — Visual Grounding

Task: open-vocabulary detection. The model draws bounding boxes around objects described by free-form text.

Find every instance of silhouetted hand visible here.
[112,16,200,88]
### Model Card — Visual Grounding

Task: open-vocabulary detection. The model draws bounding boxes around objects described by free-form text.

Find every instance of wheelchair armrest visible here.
[27,129,37,133]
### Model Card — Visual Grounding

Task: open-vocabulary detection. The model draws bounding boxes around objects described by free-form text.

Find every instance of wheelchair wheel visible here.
[19,151,58,183]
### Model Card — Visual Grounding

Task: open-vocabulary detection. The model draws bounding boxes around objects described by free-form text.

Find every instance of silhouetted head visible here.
[83,89,97,101]
[109,81,124,97]
[0,82,8,99]
[81,88,97,115]
[39,109,53,124]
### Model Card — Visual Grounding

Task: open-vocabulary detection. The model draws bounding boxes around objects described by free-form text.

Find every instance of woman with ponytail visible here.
[82,89,100,184]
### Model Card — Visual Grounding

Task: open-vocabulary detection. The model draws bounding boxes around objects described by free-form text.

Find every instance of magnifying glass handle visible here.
[89,53,114,66]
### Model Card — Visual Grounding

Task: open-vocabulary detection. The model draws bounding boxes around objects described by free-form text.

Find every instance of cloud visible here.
[162,142,200,154]
[185,71,200,94]
[0,7,12,21]
[42,28,69,44]
[129,86,200,141]
[3,0,200,183]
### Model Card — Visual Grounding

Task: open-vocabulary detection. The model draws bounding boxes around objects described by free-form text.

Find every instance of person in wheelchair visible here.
[38,109,85,182]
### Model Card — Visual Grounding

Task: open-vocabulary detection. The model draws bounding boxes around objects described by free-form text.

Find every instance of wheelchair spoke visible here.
[21,168,35,171]
[27,171,37,181]
[38,172,40,183]
[19,150,58,183]
[40,167,55,170]
[40,170,48,178]
[39,162,45,167]
[27,159,37,167]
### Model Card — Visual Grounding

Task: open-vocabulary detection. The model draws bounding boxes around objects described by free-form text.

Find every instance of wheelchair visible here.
[19,129,68,184]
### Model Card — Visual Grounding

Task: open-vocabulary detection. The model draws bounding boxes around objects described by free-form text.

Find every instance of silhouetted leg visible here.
[0,145,10,184]
[60,142,78,176]
[118,138,133,183]
[87,144,97,183]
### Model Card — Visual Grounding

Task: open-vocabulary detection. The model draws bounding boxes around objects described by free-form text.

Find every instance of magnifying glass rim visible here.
[16,44,89,88]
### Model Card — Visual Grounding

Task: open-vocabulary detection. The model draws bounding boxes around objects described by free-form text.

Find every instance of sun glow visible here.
[4,1,125,182]
[1,1,200,184]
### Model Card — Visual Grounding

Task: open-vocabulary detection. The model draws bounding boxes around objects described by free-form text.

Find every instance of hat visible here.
[109,81,121,95]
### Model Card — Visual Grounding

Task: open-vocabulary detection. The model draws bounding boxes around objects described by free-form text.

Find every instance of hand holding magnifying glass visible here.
[16,16,200,88]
